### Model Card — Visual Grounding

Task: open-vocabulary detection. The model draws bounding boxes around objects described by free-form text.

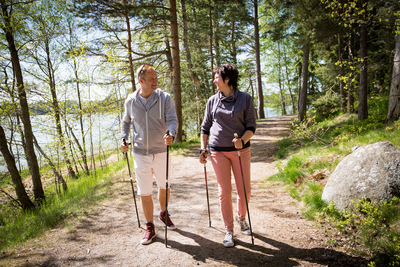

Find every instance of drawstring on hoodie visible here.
[212,88,238,118]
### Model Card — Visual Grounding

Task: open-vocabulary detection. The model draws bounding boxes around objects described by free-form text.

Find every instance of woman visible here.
[199,63,256,247]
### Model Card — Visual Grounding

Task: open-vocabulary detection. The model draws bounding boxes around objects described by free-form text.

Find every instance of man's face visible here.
[140,69,158,91]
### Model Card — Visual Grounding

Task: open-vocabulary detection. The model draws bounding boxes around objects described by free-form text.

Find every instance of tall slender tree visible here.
[0,0,45,203]
[0,125,35,210]
[169,0,182,141]
[386,18,400,123]
[299,39,310,122]
[358,0,368,121]
[254,0,265,119]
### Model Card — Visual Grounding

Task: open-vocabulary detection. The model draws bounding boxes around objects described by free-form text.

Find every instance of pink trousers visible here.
[210,147,251,232]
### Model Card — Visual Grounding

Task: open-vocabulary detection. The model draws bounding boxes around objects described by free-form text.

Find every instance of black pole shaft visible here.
[204,163,211,227]
[165,130,170,247]
[234,133,254,246]
[237,149,254,246]
[123,139,140,228]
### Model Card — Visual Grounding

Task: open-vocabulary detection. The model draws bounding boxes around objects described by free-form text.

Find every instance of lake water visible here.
[1,106,283,173]
[0,113,122,173]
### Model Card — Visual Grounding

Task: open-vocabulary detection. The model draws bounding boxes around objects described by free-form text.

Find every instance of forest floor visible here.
[0,115,369,267]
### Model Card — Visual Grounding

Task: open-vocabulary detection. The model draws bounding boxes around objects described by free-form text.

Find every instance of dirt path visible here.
[1,115,368,267]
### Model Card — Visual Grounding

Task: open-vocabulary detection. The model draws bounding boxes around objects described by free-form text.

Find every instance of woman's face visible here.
[213,73,229,91]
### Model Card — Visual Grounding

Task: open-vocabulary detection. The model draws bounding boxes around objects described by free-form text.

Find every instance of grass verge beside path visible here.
[264,108,400,266]
[0,138,201,253]
[0,159,126,252]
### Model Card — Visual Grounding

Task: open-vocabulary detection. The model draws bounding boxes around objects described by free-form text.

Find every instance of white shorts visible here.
[133,152,171,196]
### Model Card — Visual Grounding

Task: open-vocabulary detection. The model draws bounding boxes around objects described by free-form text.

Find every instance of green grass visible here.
[263,96,400,266]
[0,138,201,252]
[170,136,200,155]
[0,159,125,252]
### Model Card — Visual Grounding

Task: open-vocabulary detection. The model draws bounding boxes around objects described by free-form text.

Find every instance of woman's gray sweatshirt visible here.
[201,88,256,151]
[121,89,178,155]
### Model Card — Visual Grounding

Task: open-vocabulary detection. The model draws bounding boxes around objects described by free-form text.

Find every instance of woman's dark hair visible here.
[213,63,238,89]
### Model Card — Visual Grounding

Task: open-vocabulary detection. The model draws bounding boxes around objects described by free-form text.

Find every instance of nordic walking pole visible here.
[234,133,254,246]
[165,130,170,248]
[123,139,140,228]
[203,160,212,227]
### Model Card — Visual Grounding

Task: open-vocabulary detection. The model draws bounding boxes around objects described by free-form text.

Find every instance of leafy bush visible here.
[311,92,341,122]
[322,197,400,267]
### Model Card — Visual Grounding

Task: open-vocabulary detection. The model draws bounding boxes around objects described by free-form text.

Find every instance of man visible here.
[121,64,178,245]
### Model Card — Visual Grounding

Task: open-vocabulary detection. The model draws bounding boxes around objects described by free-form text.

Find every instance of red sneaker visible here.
[141,222,156,245]
[158,211,177,230]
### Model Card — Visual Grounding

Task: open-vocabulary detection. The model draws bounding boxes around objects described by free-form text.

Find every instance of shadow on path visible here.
[159,229,368,267]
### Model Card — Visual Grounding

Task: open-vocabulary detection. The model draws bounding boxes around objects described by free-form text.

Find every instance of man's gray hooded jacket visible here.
[121,88,178,155]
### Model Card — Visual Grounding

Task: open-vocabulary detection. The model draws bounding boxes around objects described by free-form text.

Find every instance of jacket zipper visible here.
[144,93,160,155]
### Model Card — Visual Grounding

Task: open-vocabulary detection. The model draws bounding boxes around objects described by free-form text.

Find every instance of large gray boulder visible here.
[322,141,400,210]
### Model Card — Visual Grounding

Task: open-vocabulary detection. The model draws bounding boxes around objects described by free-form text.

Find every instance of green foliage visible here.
[270,155,305,184]
[302,182,326,219]
[322,197,400,267]
[0,159,125,252]
[264,96,400,264]
[311,92,341,122]
[170,136,200,155]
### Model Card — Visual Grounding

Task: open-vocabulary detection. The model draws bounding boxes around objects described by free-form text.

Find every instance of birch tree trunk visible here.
[299,40,310,122]
[44,39,76,179]
[277,41,286,115]
[386,20,400,123]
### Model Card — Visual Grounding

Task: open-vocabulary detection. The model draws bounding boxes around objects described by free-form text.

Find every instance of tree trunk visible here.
[248,76,258,119]
[32,134,67,192]
[283,46,296,114]
[181,0,202,133]
[358,0,368,121]
[230,21,237,66]
[338,0,345,112]
[209,0,215,94]
[214,19,221,68]
[169,0,182,142]
[254,0,265,119]
[1,0,45,203]
[277,41,286,115]
[348,31,355,114]
[68,24,89,175]
[0,125,35,211]
[125,10,136,92]
[386,20,400,123]
[181,0,200,89]
[299,40,310,122]
[45,39,76,179]
[73,61,89,175]
[297,64,301,112]
[338,33,345,112]
[162,8,173,88]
